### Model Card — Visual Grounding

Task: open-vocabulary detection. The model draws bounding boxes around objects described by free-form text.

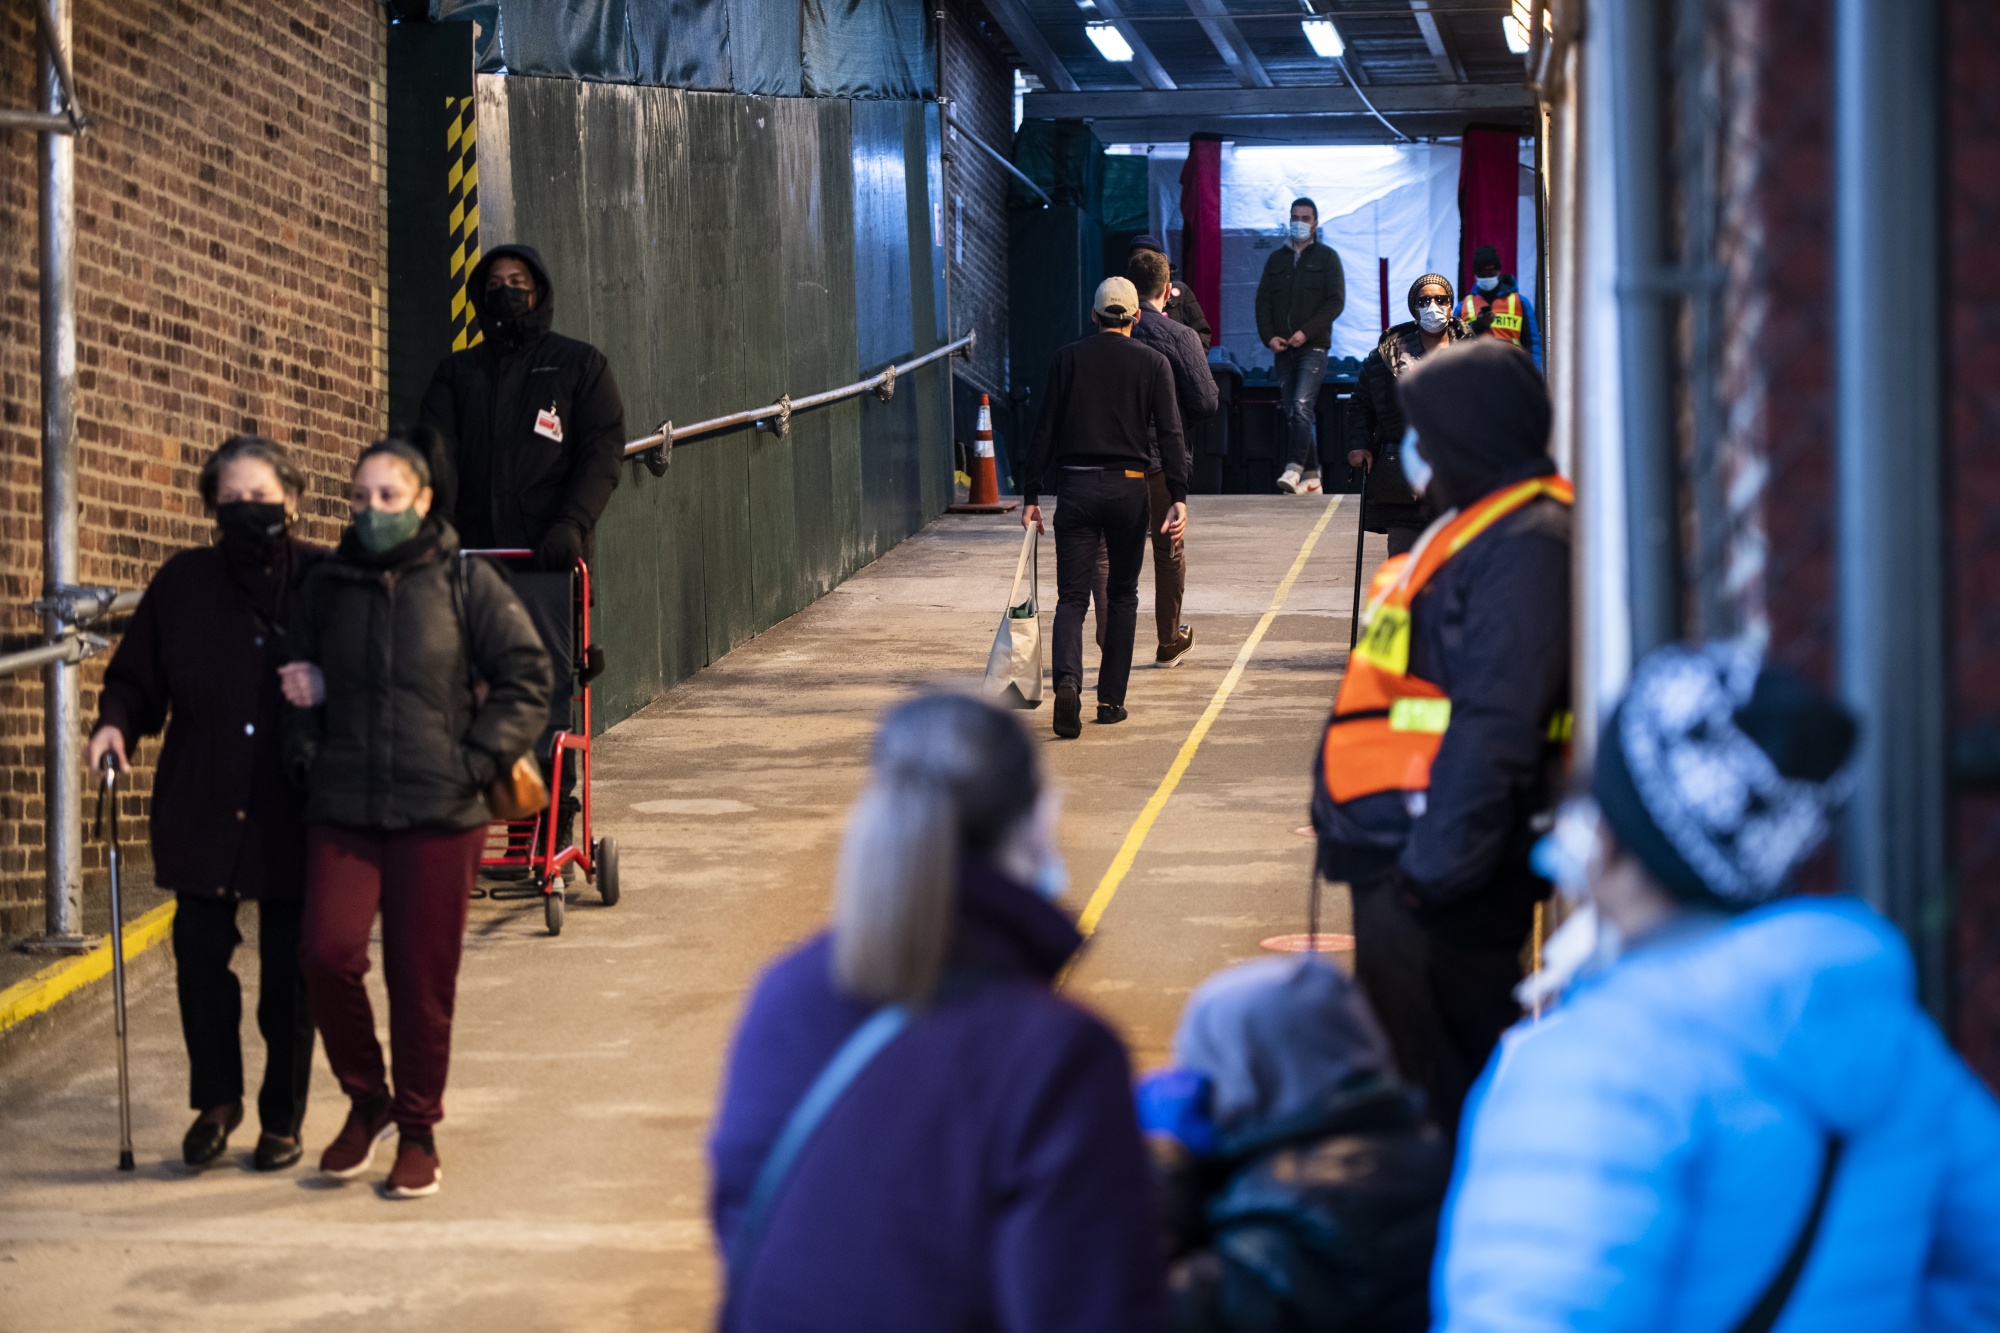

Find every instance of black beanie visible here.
[1473,244,1501,271]
[1594,643,1857,910]
[1398,338,1551,507]
[1407,273,1454,318]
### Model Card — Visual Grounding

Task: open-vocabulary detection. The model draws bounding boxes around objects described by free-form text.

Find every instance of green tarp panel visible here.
[487,77,948,730]
[1010,119,1104,212]
[1101,154,1150,233]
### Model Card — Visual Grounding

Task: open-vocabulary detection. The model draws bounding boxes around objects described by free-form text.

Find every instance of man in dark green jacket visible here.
[1254,198,1346,494]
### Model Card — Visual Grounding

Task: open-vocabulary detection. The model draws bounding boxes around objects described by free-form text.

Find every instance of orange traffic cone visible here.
[949,394,1019,514]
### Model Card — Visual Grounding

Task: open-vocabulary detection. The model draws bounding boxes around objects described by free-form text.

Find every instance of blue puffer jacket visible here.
[1434,897,2000,1332]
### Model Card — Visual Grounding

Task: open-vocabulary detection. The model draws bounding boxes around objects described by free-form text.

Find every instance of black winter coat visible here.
[285,519,552,832]
[1160,1083,1449,1333]
[1253,242,1346,351]
[419,245,627,561]
[1132,308,1219,477]
[1347,320,1469,524]
[1164,279,1213,351]
[95,539,325,901]
[1314,462,1570,946]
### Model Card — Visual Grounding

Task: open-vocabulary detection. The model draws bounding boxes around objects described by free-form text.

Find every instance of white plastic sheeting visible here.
[1130,141,1537,369]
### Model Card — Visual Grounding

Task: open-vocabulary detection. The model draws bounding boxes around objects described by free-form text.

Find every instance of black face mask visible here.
[216,501,288,556]
[487,285,536,320]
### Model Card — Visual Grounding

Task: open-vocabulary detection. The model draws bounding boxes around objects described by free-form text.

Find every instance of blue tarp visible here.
[427,0,932,98]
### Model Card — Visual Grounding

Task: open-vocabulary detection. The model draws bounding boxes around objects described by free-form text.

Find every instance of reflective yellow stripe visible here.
[1389,697,1452,733]
[1353,603,1412,675]
[1547,711,1574,742]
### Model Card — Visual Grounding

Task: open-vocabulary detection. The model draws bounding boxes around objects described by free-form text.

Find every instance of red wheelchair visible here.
[462,549,619,935]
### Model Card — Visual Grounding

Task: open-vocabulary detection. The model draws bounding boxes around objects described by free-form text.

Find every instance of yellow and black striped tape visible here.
[447,94,482,351]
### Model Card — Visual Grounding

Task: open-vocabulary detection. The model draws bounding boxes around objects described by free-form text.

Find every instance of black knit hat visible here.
[1472,244,1502,272]
[1407,273,1454,317]
[1398,338,1550,507]
[1594,641,1858,910]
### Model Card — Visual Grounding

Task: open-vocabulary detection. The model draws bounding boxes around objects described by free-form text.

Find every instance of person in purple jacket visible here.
[708,692,1167,1333]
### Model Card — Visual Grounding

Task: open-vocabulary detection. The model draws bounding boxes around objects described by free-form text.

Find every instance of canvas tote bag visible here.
[982,527,1043,708]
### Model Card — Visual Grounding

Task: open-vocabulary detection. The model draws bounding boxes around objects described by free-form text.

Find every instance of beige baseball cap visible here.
[1092,276,1140,322]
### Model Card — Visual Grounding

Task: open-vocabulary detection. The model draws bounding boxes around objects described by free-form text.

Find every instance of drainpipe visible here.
[36,0,87,950]
[1834,0,1947,1014]
[1602,0,1678,659]
[936,1,956,468]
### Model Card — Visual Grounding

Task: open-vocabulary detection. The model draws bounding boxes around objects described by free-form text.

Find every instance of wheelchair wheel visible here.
[596,836,621,907]
[544,883,565,936]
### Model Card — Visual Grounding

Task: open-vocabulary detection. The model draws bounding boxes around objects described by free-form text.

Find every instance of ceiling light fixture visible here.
[1085,20,1136,63]
[1301,18,1344,59]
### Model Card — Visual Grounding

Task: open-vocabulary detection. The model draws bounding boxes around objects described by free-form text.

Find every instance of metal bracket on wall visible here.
[640,423,673,476]
[757,394,794,437]
[874,364,897,403]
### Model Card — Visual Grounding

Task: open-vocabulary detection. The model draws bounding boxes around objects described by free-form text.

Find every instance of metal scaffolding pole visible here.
[1834,0,1947,1014]
[37,0,87,950]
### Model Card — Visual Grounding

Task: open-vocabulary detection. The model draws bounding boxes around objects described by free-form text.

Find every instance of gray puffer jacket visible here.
[286,517,551,831]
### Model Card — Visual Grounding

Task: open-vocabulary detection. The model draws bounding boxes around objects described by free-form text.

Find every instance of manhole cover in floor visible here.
[1259,933,1355,953]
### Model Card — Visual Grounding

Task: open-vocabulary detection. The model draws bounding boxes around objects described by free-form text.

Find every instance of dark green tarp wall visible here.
[487,77,950,731]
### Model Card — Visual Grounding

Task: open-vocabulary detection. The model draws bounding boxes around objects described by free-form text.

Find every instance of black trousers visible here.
[1054,469,1150,706]
[1349,879,1524,1141]
[513,569,580,824]
[1088,471,1184,653]
[172,894,315,1136]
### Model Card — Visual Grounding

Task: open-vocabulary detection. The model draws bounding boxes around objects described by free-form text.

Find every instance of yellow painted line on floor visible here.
[0,900,177,1034]
[1074,496,1341,940]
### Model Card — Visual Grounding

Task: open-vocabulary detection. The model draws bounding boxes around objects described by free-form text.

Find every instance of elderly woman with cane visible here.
[708,693,1166,1331]
[88,435,325,1171]
[282,436,549,1199]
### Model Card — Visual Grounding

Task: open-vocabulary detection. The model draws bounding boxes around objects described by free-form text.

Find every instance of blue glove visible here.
[1135,1068,1220,1157]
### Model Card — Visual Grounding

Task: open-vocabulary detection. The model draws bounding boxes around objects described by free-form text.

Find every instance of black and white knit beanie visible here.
[1593,641,1858,909]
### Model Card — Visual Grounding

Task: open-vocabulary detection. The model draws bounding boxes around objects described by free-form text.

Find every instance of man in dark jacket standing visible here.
[1128,248,1217,668]
[1312,339,1570,1138]
[1129,234,1212,349]
[420,243,625,854]
[1254,198,1345,495]
[1021,277,1188,740]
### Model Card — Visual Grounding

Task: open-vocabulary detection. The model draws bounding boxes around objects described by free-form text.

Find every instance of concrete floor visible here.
[0,494,1377,1332]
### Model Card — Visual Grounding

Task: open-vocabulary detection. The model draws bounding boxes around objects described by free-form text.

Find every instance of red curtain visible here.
[1457,127,1521,291]
[1179,136,1222,331]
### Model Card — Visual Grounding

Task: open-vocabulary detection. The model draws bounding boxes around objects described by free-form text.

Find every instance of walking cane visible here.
[1349,464,1370,651]
[1306,867,1323,954]
[94,753,135,1172]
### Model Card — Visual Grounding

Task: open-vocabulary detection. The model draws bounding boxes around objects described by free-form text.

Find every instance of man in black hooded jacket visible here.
[419,244,626,855]
[1313,339,1570,1138]
[420,244,627,569]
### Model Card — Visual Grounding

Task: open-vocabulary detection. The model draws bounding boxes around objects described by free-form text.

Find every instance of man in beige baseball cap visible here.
[1018,276,1189,739]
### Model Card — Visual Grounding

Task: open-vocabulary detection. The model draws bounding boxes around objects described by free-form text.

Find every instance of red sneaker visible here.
[319,1096,394,1180]
[385,1135,442,1200]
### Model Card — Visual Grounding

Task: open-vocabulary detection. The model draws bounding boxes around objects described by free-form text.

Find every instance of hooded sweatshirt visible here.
[417,244,628,558]
[1435,898,2000,1332]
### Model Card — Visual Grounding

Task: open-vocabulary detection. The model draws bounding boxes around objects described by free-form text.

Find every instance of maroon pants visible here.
[300,824,484,1132]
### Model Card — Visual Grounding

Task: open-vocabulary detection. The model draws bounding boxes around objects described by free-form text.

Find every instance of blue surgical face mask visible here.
[1400,426,1433,497]
[1034,849,1069,902]
[1287,219,1313,243]
[1475,274,1500,293]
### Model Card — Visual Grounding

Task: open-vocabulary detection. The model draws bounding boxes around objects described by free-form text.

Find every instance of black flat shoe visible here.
[182,1103,244,1170]
[253,1132,303,1172]
[1053,685,1082,739]
[1096,703,1128,724]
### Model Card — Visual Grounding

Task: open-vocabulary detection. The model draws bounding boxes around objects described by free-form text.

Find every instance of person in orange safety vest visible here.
[1310,338,1570,1137]
[1460,243,1542,371]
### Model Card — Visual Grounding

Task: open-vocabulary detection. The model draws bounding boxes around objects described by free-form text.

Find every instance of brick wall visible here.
[0,1,388,935]
[943,0,1013,400]
[1946,0,2000,1090]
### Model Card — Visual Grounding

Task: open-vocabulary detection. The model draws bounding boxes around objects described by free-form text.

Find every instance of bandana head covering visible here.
[1593,640,1858,909]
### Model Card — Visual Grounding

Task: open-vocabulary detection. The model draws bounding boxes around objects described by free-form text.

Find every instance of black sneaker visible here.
[1156,625,1195,668]
[1096,703,1128,725]
[1053,685,1082,739]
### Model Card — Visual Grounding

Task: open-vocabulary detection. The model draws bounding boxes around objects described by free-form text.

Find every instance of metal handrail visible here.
[0,588,139,678]
[945,115,1051,206]
[622,332,975,461]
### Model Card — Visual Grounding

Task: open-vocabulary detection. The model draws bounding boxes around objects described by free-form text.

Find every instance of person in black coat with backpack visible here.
[281,436,550,1199]
[1137,957,1449,1333]
[89,436,326,1172]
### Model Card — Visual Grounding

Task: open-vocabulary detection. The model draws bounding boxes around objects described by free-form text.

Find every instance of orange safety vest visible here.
[1460,290,1526,345]
[1321,474,1574,806]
